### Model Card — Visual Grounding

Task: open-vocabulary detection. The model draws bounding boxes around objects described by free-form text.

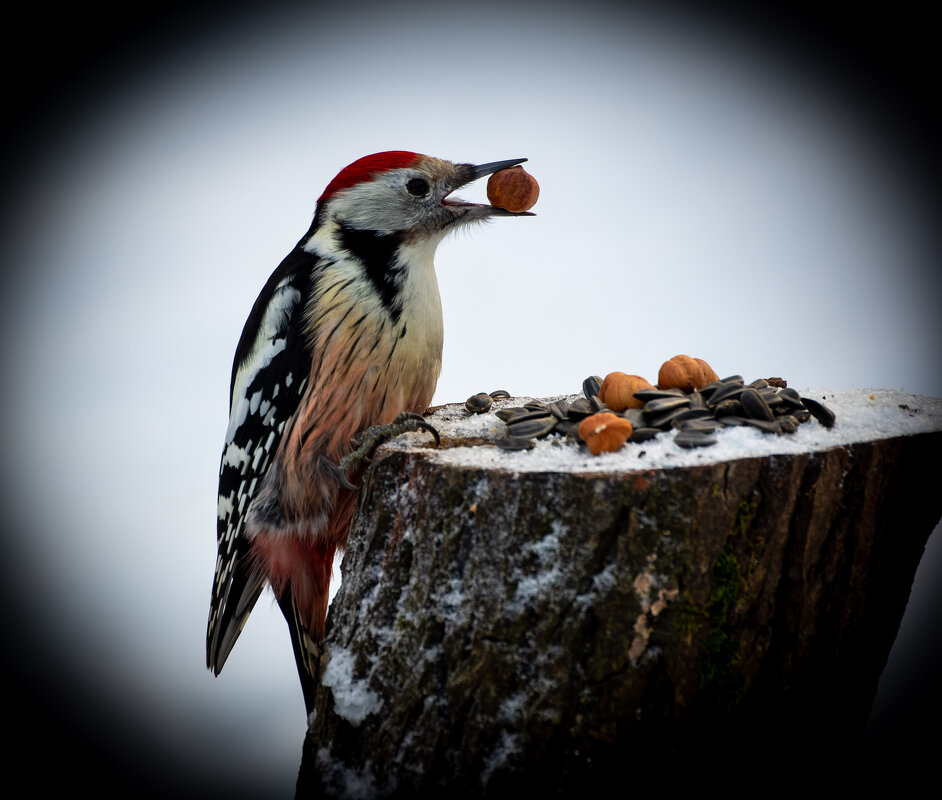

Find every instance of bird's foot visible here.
[336,412,440,488]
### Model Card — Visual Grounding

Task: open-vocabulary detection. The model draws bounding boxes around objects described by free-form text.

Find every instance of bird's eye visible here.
[406,177,430,197]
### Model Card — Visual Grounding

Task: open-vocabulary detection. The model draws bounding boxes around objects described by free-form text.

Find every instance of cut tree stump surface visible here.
[301,389,942,797]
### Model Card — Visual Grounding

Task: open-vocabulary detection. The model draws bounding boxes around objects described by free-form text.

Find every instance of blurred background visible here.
[2,1,939,796]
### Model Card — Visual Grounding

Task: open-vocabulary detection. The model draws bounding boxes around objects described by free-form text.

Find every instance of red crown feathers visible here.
[318,151,423,203]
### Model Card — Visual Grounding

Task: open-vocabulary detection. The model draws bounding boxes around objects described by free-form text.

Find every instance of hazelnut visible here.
[598,372,655,412]
[486,165,539,212]
[657,355,719,393]
[578,412,633,455]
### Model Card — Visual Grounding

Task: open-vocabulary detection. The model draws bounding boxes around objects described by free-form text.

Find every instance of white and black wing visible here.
[206,248,317,674]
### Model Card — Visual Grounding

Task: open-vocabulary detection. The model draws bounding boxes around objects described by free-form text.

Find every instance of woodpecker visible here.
[207,151,532,712]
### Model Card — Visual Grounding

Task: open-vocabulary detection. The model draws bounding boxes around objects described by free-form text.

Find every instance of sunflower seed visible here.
[546,399,571,420]
[699,380,724,399]
[669,408,714,428]
[758,388,783,406]
[567,397,594,418]
[675,430,718,448]
[506,415,559,439]
[778,388,805,409]
[800,395,836,428]
[583,376,602,399]
[713,399,744,418]
[707,382,745,406]
[554,420,579,438]
[740,388,775,422]
[633,388,687,403]
[643,396,690,416]
[646,407,691,430]
[465,392,492,414]
[629,427,662,443]
[679,418,722,433]
[741,418,781,433]
[495,407,528,422]
[497,436,535,451]
[501,409,556,425]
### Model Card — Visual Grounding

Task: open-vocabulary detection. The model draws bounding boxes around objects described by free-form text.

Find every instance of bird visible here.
[206,151,532,713]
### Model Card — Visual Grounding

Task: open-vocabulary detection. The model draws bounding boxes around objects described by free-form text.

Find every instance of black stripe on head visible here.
[335,224,405,323]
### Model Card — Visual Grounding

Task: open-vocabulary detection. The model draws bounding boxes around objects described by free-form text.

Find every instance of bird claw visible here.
[336,412,440,487]
[389,411,441,447]
[328,458,361,491]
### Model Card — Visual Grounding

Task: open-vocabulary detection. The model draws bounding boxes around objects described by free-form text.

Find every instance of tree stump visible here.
[299,391,942,797]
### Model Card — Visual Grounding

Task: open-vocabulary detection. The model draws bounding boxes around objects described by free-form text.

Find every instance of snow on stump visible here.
[300,389,942,797]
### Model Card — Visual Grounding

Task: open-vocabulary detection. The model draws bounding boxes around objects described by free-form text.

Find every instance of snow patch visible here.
[321,647,383,725]
[499,691,527,723]
[523,521,564,564]
[507,565,563,615]
[481,730,518,786]
[316,747,377,800]
[438,577,465,610]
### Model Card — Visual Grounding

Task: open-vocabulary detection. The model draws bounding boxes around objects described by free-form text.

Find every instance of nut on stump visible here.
[578,412,633,455]
[599,372,655,412]
[657,355,719,393]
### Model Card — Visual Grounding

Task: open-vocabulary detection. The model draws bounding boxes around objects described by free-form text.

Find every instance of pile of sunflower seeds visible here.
[466,375,835,452]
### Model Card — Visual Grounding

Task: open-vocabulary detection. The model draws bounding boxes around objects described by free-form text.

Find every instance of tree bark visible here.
[299,424,942,797]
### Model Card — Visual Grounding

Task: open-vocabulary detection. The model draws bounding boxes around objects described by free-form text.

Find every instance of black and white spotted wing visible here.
[206,247,318,674]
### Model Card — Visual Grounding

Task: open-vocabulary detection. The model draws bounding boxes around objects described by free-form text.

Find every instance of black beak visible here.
[443,157,535,219]
[470,158,528,180]
[464,158,535,217]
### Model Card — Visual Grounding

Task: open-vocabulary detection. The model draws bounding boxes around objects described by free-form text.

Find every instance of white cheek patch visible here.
[325,174,410,234]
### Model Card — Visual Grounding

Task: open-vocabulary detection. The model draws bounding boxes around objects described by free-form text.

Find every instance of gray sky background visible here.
[2,2,939,796]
